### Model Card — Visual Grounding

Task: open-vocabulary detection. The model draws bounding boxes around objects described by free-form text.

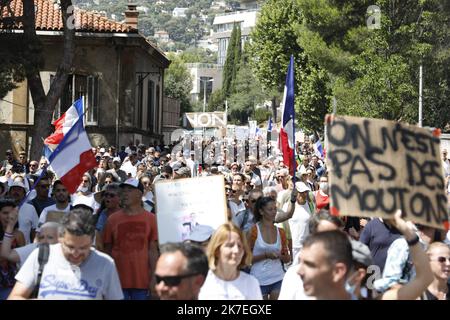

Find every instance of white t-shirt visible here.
[15,243,38,267]
[71,194,99,212]
[18,203,39,244]
[199,270,263,300]
[284,201,312,258]
[38,203,71,231]
[15,243,123,300]
[278,264,314,300]
[443,159,450,177]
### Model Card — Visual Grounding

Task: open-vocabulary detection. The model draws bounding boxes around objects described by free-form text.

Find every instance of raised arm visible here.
[274,188,297,223]
[381,210,433,300]
[0,207,21,264]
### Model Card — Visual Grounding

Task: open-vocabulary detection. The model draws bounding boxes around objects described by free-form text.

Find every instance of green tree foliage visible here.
[208,89,225,112]
[248,0,331,133]
[254,108,272,124]
[222,23,242,98]
[296,0,450,129]
[179,47,217,64]
[164,53,193,115]
[228,53,267,125]
[230,25,242,93]
[77,0,218,50]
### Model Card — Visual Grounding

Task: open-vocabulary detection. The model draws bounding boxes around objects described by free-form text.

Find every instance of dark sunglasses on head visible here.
[103,193,117,198]
[155,273,198,287]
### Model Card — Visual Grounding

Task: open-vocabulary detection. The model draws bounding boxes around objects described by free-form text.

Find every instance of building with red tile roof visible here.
[0,0,173,154]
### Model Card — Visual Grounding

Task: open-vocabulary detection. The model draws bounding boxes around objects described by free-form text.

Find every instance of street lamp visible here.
[199,78,214,154]
[200,78,214,113]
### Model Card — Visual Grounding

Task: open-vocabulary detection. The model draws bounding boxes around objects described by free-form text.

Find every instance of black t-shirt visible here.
[423,284,450,300]
[29,197,56,217]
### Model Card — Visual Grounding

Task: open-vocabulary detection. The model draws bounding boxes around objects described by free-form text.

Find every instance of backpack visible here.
[30,243,50,299]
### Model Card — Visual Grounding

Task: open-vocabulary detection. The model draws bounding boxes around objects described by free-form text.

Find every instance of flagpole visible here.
[292,113,296,184]
[291,55,297,184]
[19,167,48,208]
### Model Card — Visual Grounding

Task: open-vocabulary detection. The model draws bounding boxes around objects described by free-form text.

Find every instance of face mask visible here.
[319,182,329,192]
[78,186,89,193]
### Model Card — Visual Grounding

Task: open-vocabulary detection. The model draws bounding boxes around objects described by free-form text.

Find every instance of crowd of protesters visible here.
[0,140,449,300]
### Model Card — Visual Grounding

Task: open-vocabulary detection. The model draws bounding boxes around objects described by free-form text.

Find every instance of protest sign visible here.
[120,161,137,177]
[295,131,305,143]
[46,211,66,223]
[249,121,257,139]
[235,126,249,141]
[154,175,228,244]
[325,115,449,230]
[185,112,227,128]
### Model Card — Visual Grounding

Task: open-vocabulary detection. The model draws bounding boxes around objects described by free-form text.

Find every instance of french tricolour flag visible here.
[47,111,97,194]
[279,55,296,176]
[44,98,84,147]
[314,139,324,159]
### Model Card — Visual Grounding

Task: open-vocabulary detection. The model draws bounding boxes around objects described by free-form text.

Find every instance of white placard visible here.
[235,126,249,141]
[120,161,137,177]
[154,175,228,244]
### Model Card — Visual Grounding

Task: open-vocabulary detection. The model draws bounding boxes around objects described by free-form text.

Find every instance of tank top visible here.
[250,224,286,286]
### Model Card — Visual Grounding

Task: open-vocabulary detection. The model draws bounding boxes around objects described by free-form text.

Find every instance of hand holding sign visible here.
[387,210,418,242]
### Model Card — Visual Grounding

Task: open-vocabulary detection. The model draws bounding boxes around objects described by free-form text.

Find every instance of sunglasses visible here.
[225,188,236,194]
[155,273,198,287]
[103,193,118,198]
[435,256,450,263]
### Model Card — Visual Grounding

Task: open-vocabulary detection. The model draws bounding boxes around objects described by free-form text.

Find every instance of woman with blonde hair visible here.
[198,222,262,300]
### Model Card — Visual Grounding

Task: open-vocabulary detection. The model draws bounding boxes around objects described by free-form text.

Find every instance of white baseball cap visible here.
[9,180,28,192]
[186,225,214,243]
[295,181,311,193]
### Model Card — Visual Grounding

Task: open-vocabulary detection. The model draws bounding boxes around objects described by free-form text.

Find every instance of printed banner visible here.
[154,175,228,244]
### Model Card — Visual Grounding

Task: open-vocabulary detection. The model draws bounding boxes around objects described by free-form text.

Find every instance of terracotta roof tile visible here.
[1,0,132,33]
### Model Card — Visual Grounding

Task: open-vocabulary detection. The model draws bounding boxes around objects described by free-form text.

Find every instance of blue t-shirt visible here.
[360,219,401,273]
[95,210,108,232]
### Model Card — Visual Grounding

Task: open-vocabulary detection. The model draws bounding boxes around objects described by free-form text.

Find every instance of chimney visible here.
[125,3,139,30]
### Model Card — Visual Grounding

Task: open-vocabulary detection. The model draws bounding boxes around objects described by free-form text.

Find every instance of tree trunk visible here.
[271,96,277,123]
[23,0,75,160]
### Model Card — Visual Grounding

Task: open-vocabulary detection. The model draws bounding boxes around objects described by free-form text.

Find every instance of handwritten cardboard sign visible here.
[46,211,66,223]
[154,175,228,244]
[326,115,449,230]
